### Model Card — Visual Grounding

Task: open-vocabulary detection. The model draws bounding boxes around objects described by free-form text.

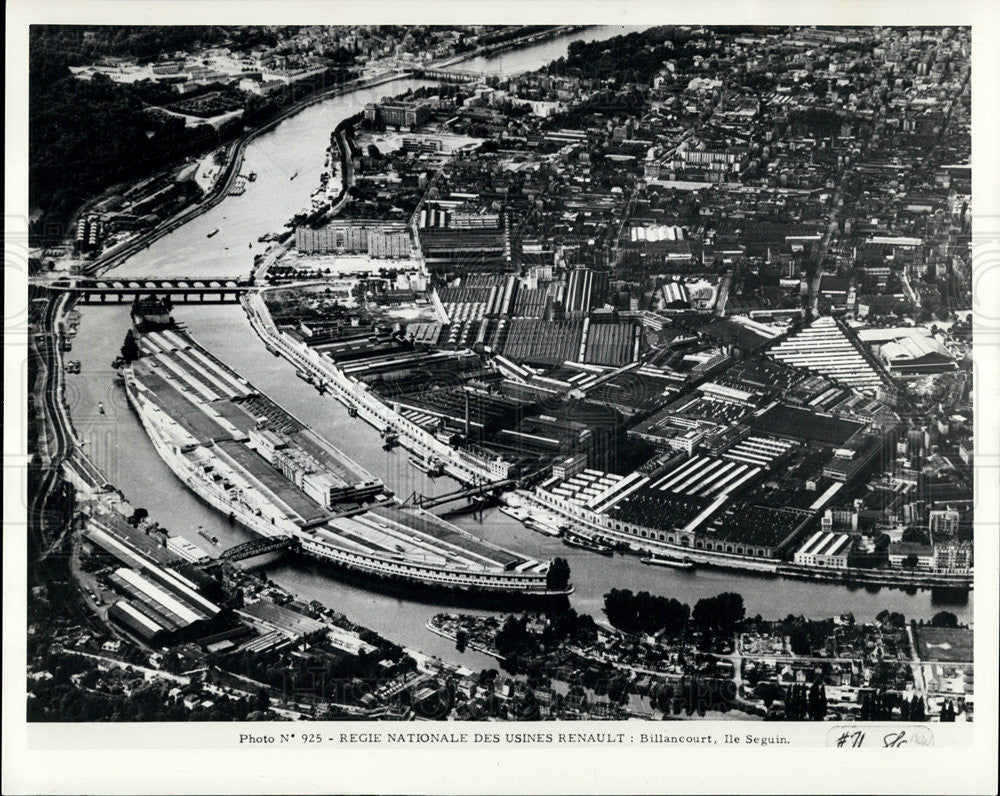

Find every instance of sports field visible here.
[913,626,974,662]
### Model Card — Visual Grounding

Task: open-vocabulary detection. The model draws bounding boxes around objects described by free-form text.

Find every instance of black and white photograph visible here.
[5,2,999,793]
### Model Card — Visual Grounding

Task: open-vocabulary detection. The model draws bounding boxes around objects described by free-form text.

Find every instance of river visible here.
[455,25,645,76]
[120,77,437,278]
[67,27,971,672]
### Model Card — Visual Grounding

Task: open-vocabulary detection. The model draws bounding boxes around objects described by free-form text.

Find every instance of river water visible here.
[455,25,643,76]
[68,27,972,672]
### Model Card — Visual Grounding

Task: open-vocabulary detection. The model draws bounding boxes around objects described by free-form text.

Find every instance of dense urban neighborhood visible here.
[27,24,974,724]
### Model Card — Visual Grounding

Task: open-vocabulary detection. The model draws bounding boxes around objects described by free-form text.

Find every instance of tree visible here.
[546,557,570,591]
[930,611,959,628]
[160,650,182,674]
[901,554,919,570]
[693,592,745,636]
[120,330,140,364]
[878,611,906,629]
[789,623,811,656]
[254,687,270,713]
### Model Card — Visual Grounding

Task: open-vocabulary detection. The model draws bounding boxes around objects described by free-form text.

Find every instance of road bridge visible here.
[415,67,485,83]
[44,276,253,304]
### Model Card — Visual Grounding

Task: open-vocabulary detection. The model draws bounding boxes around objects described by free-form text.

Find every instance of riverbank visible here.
[434,25,592,69]
[424,617,506,661]
[245,288,973,594]
[513,489,973,592]
[40,22,975,677]
[58,302,974,670]
[86,72,415,276]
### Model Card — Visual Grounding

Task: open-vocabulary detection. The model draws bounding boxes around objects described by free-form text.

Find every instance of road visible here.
[29,292,76,558]
[807,199,843,317]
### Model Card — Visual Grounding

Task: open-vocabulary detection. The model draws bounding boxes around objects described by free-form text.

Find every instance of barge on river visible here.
[640,556,695,571]
[123,327,570,601]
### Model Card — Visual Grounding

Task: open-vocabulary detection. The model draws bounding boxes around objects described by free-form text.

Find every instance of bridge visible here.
[402,478,516,509]
[415,67,485,84]
[218,535,297,562]
[45,276,253,304]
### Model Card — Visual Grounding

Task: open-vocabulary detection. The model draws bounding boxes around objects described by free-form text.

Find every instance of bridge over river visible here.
[401,478,517,510]
[43,276,253,304]
[217,535,297,562]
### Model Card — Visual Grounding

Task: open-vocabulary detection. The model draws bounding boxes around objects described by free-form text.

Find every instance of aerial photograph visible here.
[26,24,974,723]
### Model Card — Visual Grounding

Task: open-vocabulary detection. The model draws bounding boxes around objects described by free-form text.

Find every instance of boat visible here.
[198,528,219,546]
[290,171,298,181]
[562,531,614,556]
[409,455,444,477]
[640,556,696,571]
[524,517,563,538]
[207,229,220,238]
[247,171,257,182]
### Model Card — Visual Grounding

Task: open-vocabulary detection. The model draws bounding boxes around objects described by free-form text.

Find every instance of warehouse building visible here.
[793,531,854,568]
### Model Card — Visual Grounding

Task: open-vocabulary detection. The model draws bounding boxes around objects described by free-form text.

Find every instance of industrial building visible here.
[83,523,223,644]
[364,98,433,130]
[767,316,890,395]
[295,220,412,258]
[793,531,854,568]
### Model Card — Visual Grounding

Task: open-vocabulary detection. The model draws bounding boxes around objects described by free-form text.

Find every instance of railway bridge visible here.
[217,535,297,562]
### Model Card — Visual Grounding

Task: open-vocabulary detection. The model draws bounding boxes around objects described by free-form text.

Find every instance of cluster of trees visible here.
[28,27,357,242]
[34,26,229,65]
[859,689,928,721]
[876,609,907,629]
[215,637,411,705]
[602,589,690,636]
[930,611,960,628]
[26,659,267,722]
[29,59,226,239]
[783,681,829,721]
[753,680,832,720]
[601,590,745,638]
[782,616,838,656]
[691,592,746,636]
[545,557,570,591]
[119,330,140,364]
[787,107,845,137]
[494,615,532,669]
[549,28,725,85]
[492,609,596,674]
